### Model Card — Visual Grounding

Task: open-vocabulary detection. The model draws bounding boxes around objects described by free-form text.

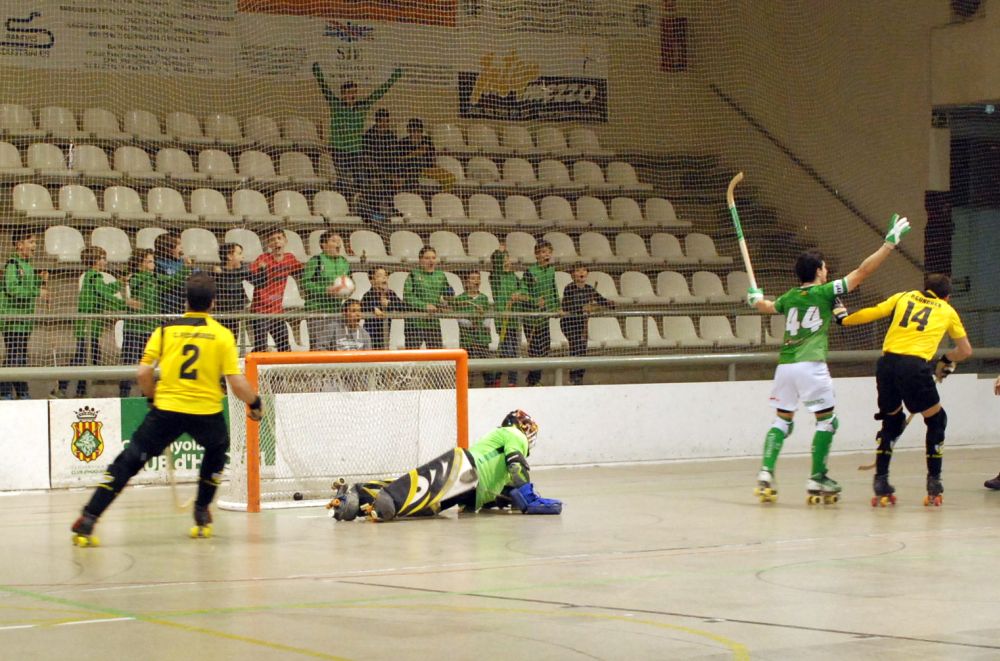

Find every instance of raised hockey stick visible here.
[857,412,916,470]
[165,444,194,511]
[726,171,758,291]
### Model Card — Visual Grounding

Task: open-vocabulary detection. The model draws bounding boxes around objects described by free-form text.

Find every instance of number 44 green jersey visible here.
[773,277,847,364]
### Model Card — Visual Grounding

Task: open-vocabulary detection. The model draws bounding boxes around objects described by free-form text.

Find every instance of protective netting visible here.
[0,1,992,397]
[221,357,460,510]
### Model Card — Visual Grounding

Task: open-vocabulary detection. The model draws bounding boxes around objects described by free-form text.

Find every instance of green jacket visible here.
[75,269,127,339]
[122,271,161,336]
[0,255,43,332]
[523,262,559,327]
[301,254,351,312]
[404,269,451,329]
[489,250,525,329]
[313,63,403,153]
[453,292,491,349]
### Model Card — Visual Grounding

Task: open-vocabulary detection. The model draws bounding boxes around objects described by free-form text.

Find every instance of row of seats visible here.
[432,124,613,158]
[436,156,651,192]
[44,225,731,270]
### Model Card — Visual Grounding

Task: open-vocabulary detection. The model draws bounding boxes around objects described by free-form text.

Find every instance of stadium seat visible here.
[478,270,495,302]
[610,197,651,228]
[620,271,671,305]
[147,187,197,222]
[727,271,751,301]
[650,233,698,265]
[657,271,706,304]
[443,270,465,296]
[432,192,469,226]
[502,125,540,155]
[288,319,310,352]
[59,184,112,220]
[239,150,287,184]
[440,318,461,349]
[165,111,211,144]
[105,186,156,222]
[430,230,479,265]
[662,316,712,349]
[72,145,121,180]
[567,128,614,157]
[765,315,785,346]
[314,190,362,224]
[123,109,169,142]
[388,318,406,350]
[505,231,537,264]
[435,155,478,190]
[615,232,660,265]
[692,271,739,303]
[502,158,544,188]
[468,193,504,225]
[136,227,167,250]
[466,156,504,188]
[156,148,206,182]
[82,108,130,141]
[390,230,424,262]
[589,317,641,350]
[607,161,654,192]
[203,113,244,145]
[685,233,733,265]
[39,106,88,140]
[317,152,337,182]
[543,231,584,264]
[432,123,467,153]
[191,188,239,222]
[505,195,542,226]
[27,143,77,178]
[13,183,64,219]
[735,315,763,345]
[549,318,569,351]
[576,196,612,227]
[281,116,321,145]
[45,225,85,262]
[467,231,500,261]
[0,142,31,176]
[536,126,576,157]
[91,227,131,263]
[233,189,279,222]
[589,270,631,304]
[274,190,323,223]
[540,195,581,228]
[646,197,691,228]
[244,115,283,145]
[387,271,408,298]
[283,276,305,308]
[700,316,752,348]
[114,146,164,180]
[198,149,245,183]
[283,229,308,262]
[537,159,585,191]
[645,317,677,349]
[394,192,435,224]
[0,104,44,137]
[573,160,616,192]
[225,228,262,261]
[580,232,627,265]
[467,124,510,154]
[351,270,371,297]
[279,152,326,185]
[351,230,396,263]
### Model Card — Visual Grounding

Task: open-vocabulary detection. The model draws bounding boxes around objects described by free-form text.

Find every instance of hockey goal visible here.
[219,349,469,512]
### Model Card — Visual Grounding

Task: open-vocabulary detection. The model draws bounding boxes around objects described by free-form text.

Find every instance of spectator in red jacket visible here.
[249,227,303,352]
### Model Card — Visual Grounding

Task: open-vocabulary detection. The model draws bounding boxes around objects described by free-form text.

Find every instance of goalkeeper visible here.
[841,273,971,504]
[328,410,562,522]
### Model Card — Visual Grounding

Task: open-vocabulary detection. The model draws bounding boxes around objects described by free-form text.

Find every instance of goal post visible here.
[220,349,469,513]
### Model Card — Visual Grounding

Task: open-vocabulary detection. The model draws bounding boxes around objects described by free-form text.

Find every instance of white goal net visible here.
[220,349,468,511]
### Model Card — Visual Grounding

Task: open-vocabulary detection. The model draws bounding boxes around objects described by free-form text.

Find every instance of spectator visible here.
[522,239,558,386]
[312,62,403,195]
[249,228,303,353]
[212,242,266,344]
[119,250,160,398]
[489,243,528,387]
[403,246,452,349]
[397,118,456,191]
[453,270,498,387]
[301,231,351,350]
[560,264,615,386]
[153,231,193,315]
[360,266,409,350]
[360,108,401,225]
[316,298,372,351]
[0,227,48,400]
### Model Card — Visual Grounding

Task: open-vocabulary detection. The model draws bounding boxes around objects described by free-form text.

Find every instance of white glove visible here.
[746,286,764,307]
[884,213,910,246]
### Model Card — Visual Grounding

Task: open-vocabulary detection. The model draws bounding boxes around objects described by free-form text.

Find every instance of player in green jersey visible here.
[327,410,562,521]
[746,213,910,504]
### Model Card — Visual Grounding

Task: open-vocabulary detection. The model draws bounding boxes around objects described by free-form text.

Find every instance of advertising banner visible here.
[0,400,50,490]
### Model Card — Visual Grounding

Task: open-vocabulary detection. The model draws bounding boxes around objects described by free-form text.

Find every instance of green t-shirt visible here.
[313,65,403,153]
[75,269,127,339]
[0,255,42,332]
[403,269,451,329]
[453,292,491,349]
[773,277,847,364]
[123,271,161,336]
[523,263,558,328]
[301,254,351,312]
[468,426,530,510]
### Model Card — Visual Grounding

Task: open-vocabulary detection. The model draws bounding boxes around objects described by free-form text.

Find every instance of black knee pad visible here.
[878,409,907,445]
[104,443,149,494]
[925,409,947,445]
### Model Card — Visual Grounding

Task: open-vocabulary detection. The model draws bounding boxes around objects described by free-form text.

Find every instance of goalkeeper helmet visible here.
[501,409,538,451]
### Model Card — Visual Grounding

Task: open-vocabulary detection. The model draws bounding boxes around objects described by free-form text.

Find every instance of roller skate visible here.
[985,473,1000,490]
[806,473,841,505]
[71,512,99,547]
[326,478,361,522]
[189,504,213,538]
[369,490,397,522]
[923,475,943,507]
[871,474,897,507]
[753,469,777,503]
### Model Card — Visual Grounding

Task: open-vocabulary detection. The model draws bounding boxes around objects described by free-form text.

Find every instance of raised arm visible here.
[311,62,339,107]
[843,214,911,293]
[364,67,404,106]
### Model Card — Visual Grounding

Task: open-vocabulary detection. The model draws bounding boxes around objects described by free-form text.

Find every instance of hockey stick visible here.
[165,443,194,511]
[726,172,758,291]
[857,412,916,470]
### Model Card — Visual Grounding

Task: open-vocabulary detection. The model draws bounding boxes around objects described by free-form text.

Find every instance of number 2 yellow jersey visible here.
[140,312,240,414]
[844,290,967,361]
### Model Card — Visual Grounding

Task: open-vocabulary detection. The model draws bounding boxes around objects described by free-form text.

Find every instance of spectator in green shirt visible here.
[119,249,160,398]
[490,244,529,386]
[522,239,558,386]
[453,270,497,386]
[403,246,452,349]
[0,227,48,399]
[301,231,351,350]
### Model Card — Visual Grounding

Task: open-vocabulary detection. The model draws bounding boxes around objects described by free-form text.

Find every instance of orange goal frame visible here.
[242,349,469,513]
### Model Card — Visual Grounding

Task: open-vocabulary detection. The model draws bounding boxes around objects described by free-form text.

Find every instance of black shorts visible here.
[875,352,940,415]
[131,407,229,458]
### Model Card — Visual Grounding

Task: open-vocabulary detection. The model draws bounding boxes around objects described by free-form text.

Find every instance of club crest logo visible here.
[71,406,104,463]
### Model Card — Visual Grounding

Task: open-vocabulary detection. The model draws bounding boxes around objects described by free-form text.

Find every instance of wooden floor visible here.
[3,447,1000,660]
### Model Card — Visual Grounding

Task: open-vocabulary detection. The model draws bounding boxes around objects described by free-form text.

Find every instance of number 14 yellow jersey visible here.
[843,290,967,361]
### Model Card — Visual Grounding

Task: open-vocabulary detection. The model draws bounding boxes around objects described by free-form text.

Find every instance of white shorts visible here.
[769,362,836,413]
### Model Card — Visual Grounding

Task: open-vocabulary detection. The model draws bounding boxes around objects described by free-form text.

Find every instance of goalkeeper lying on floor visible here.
[327,409,562,521]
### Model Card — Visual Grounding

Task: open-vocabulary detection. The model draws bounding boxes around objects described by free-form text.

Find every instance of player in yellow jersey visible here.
[71,273,264,546]
[841,274,971,506]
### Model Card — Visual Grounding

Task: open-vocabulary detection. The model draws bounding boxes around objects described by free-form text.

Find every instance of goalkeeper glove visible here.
[884,213,911,247]
[510,482,562,515]
[248,396,264,421]
[934,354,955,382]
[746,286,764,308]
[832,297,848,325]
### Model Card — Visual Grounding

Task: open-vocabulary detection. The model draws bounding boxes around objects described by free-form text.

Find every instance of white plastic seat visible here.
[536,127,575,156]
[387,271,408,298]
[165,111,211,144]
[27,143,77,178]
[314,190,362,224]
[0,141,30,175]
[467,125,510,154]
[589,317,640,350]
[288,319,310,352]
[657,271,705,304]
[13,183,64,219]
[580,232,627,265]
[467,231,500,260]
[765,315,784,346]
[191,188,239,222]
[181,227,219,264]
[123,109,169,142]
[279,152,325,185]
[91,227,132,263]
[555,270,571,300]
[589,270,631,304]
[505,232,536,264]
[505,195,541,227]
[573,160,615,191]
[59,184,112,220]
[283,230,308,262]
[393,192,434,224]
[239,150,287,184]
[388,318,406,349]
[105,186,155,221]
[39,106,88,139]
[650,233,698,265]
[468,194,504,225]
[45,225,85,262]
[203,113,244,145]
[700,316,752,348]
[156,148,207,182]
[727,271,751,301]
[435,155,477,189]
[0,104,44,137]
[549,318,569,351]
[735,315,763,346]
[437,318,460,350]
[274,190,322,223]
[615,232,659,265]
[503,158,544,188]
[351,271,371,298]
[351,230,396,263]
[543,231,583,264]
[432,124,467,153]
[148,187,197,222]
[646,197,691,228]
[540,195,581,227]
[430,230,478,265]
[136,227,167,250]
[282,116,321,145]
[443,271,465,297]
[82,108,129,141]
[114,146,164,180]
[224,228,262,261]
[390,230,424,262]
[537,159,584,190]
[244,116,283,145]
[317,153,337,182]
[233,189,279,222]
[576,196,612,227]
[198,149,245,183]
[428,192,468,226]
[692,271,739,303]
[567,128,614,157]
[466,156,504,187]
[608,161,653,191]
[662,316,712,349]
[620,271,671,305]
[686,233,733,265]
[610,197,652,228]
[502,126,540,154]
[72,145,121,179]
[646,317,677,349]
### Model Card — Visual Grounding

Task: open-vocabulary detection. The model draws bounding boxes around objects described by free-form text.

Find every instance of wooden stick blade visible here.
[726,171,744,208]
